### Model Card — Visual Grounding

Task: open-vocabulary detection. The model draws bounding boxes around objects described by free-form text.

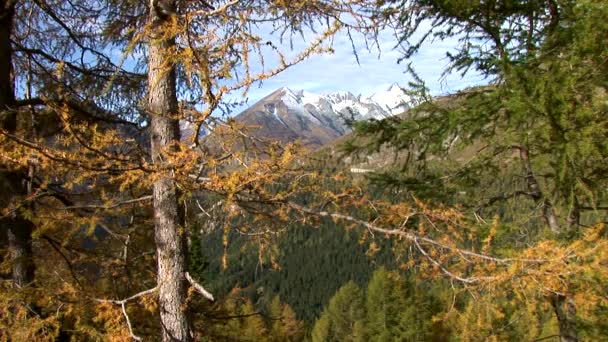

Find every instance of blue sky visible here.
[109,22,486,114]
[234,25,487,105]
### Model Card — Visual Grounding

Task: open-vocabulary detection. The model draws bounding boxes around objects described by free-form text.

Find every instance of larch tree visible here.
[1,1,151,338]
[1,0,382,339]
[335,0,608,341]
[311,281,366,342]
[138,0,378,339]
[146,1,190,339]
[268,295,304,341]
[0,0,36,289]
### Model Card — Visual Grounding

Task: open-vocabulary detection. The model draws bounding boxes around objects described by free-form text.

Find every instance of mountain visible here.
[366,83,410,115]
[233,84,409,149]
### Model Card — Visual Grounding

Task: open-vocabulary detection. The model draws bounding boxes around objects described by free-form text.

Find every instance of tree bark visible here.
[517,145,561,233]
[551,294,579,342]
[0,0,36,288]
[6,218,35,286]
[566,197,579,232]
[147,0,191,340]
[518,146,578,340]
[0,1,16,116]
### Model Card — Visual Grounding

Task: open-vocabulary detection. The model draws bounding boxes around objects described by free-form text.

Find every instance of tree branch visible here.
[60,195,153,210]
[41,235,83,289]
[475,190,535,214]
[513,144,561,233]
[185,272,214,301]
[95,286,158,305]
[284,200,549,281]
[121,302,141,341]
[413,237,492,284]
[186,0,239,17]
[95,286,158,341]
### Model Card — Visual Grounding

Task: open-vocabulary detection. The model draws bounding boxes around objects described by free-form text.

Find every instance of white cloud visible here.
[105,16,486,117]
[220,21,487,114]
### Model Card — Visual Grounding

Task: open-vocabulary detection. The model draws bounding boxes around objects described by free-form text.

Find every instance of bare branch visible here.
[61,195,153,210]
[95,286,158,305]
[185,272,214,301]
[93,286,158,340]
[186,0,239,17]
[285,201,548,265]
[121,302,142,341]
[413,237,494,284]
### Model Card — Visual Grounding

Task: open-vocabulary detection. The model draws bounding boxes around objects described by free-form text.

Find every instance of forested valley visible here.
[1,0,607,341]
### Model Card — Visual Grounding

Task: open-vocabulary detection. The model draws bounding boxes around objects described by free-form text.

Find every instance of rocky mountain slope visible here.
[233,83,409,149]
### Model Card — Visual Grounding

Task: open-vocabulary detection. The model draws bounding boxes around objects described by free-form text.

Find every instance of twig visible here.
[186,0,240,17]
[61,195,153,210]
[185,272,214,301]
[286,201,549,265]
[95,287,158,341]
[195,199,224,218]
[121,302,140,341]
[42,236,83,289]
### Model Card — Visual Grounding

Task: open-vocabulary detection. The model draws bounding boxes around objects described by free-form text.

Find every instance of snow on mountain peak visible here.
[272,83,408,124]
[367,83,410,115]
[301,90,323,104]
[280,87,303,108]
[387,82,401,91]
[235,83,412,149]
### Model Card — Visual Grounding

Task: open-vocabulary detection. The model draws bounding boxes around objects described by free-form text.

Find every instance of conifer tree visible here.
[268,295,304,341]
[1,0,381,339]
[340,1,608,341]
[0,0,35,289]
[364,267,393,341]
[312,281,366,342]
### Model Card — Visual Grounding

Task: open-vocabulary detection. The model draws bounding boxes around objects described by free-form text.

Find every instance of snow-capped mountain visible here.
[365,83,410,115]
[234,84,409,149]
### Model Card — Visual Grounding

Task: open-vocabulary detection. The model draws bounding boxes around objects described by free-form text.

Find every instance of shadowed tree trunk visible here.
[517,145,580,340]
[518,145,561,233]
[0,0,35,287]
[551,294,579,342]
[0,1,15,113]
[6,218,35,286]
[147,0,191,340]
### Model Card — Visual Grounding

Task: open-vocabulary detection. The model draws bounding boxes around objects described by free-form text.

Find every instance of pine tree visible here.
[311,311,331,342]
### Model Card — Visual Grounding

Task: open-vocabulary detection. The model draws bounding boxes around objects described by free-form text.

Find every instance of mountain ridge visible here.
[232,84,410,149]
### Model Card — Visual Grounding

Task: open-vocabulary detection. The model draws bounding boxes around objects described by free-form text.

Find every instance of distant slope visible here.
[316,88,488,174]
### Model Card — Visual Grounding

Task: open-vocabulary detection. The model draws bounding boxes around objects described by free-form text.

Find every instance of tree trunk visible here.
[566,197,579,232]
[517,148,579,340]
[6,218,34,286]
[551,294,579,342]
[0,1,15,113]
[147,1,191,340]
[0,0,36,288]
[518,145,561,233]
